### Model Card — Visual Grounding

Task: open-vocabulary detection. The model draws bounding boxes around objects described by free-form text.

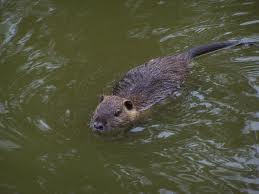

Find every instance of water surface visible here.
[0,0,259,193]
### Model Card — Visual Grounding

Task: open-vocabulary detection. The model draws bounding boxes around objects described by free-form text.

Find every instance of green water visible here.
[0,0,259,193]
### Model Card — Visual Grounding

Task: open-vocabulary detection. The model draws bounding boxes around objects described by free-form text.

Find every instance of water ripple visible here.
[240,20,259,26]
[0,0,259,193]
[0,139,21,151]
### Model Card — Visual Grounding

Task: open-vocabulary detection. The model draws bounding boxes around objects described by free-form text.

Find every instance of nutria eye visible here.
[114,110,122,117]
[124,100,133,110]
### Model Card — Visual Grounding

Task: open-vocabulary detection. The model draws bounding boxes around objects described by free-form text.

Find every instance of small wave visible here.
[0,139,21,151]
[34,118,51,132]
[232,12,249,16]
[235,56,259,62]
[240,20,259,26]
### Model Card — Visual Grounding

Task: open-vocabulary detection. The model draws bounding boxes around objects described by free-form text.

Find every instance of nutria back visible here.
[113,53,191,111]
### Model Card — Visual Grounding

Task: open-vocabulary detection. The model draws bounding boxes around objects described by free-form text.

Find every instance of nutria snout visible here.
[90,39,258,133]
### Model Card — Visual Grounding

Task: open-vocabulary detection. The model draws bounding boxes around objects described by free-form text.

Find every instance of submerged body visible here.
[91,39,257,133]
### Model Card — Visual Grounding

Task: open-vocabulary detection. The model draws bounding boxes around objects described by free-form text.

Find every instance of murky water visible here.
[1,0,259,193]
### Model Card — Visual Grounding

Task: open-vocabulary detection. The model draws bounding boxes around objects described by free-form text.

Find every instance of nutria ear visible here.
[99,95,104,102]
[124,100,133,110]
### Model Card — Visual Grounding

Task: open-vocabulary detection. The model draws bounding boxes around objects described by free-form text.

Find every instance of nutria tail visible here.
[189,38,259,59]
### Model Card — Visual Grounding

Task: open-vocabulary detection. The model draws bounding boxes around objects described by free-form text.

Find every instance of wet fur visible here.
[113,53,191,110]
[91,39,258,132]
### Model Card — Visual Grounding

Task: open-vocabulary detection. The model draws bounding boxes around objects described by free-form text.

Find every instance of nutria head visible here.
[90,95,139,133]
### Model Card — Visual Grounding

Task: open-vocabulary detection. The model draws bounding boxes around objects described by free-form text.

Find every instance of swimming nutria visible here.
[90,39,257,133]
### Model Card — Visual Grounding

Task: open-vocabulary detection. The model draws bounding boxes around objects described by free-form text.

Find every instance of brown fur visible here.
[90,40,257,132]
[91,96,140,132]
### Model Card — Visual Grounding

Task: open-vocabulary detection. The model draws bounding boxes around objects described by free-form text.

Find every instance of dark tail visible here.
[189,39,258,59]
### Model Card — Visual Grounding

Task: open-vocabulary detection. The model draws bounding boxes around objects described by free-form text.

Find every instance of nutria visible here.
[90,39,257,133]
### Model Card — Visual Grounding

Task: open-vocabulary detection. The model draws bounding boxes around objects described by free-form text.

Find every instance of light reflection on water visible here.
[0,0,259,193]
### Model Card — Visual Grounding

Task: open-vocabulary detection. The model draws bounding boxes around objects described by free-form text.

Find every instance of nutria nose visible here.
[93,122,104,130]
